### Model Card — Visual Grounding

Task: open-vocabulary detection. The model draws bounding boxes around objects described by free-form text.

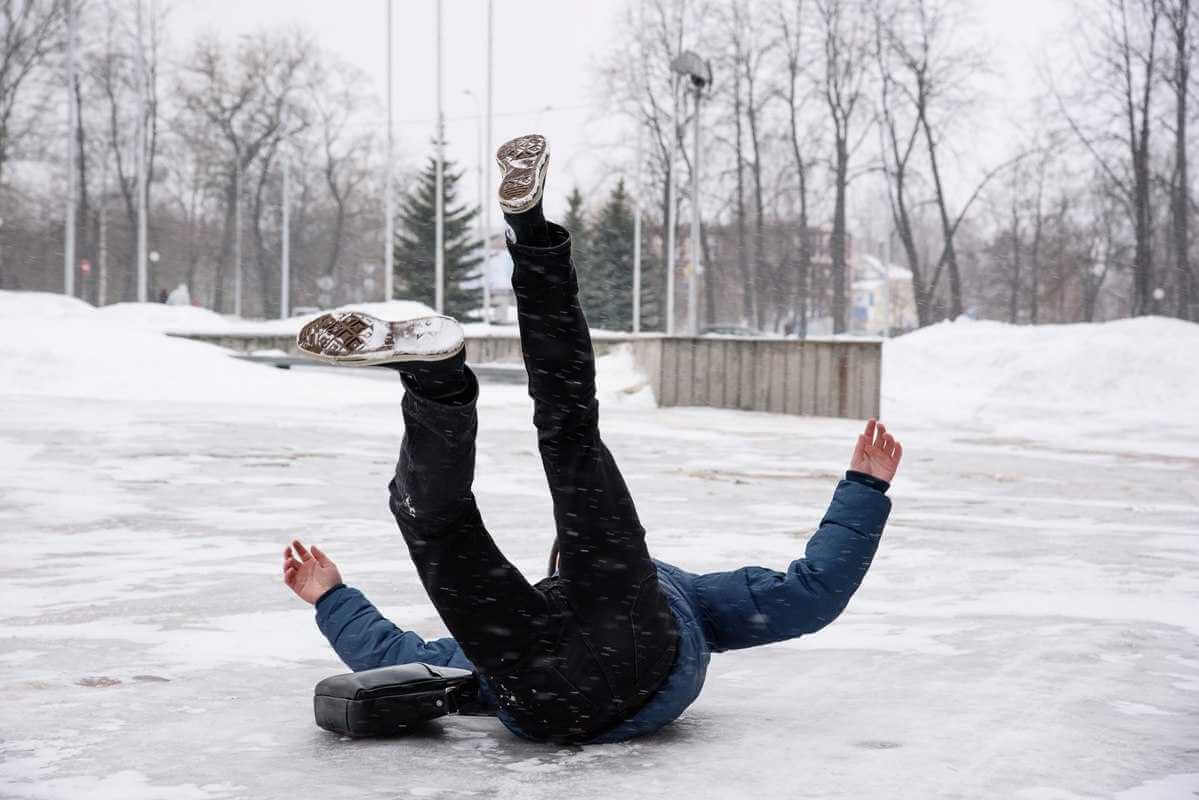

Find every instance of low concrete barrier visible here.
[170,331,881,420]
[628,336,881,419]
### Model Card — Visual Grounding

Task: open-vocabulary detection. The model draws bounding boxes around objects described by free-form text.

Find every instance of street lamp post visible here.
[65,0,78,299]
[633,130,643,333]
[383,0,395,304]
[135,0,148,302]
[483,0,494,325]
[433,0,445,314]
[464,88,489,324]
[670,51,712,337]
[281,148,290,318]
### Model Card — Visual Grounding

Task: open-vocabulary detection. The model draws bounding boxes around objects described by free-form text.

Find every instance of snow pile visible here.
[595,344,655,408]
[0,290,645,408]
[93,298,437,337]
[883,316,1199,445]
[0,291,397,406]
[95,301,235,334]
[0,290,95,321]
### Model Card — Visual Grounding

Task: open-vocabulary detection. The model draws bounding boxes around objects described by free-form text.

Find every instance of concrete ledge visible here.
[173,331,881,419]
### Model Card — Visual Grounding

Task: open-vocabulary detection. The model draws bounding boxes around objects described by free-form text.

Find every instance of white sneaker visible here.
[296,311,464,367]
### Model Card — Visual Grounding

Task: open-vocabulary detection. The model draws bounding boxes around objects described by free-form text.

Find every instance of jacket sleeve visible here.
[313,584,462,671]
[693,479,890,652]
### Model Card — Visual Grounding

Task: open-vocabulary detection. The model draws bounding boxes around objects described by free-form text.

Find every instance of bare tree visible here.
[0,0,63,287]
[312,61,372,285]
[817,0,870,333]
[1164,0,1194,319]
[778,0,821,337]
[875,0,1009,326]
[1058,0,1162,316]
[177,30,312,314]
[93,0,164,301]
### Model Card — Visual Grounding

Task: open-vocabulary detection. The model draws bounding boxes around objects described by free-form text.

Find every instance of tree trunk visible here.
[831,137,849,333]
[733,65,751,326]
[73,73,91,303]
[1174,0,1192,319]
[745,56,767,331]
[1030,203,1043,324]
[212,174,237,312]
[921,121,962,319]
[1008,201,1021,324]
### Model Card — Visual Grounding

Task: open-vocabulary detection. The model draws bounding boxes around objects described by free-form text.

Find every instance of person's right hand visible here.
[850,418,903,484]
[283,539,343,605]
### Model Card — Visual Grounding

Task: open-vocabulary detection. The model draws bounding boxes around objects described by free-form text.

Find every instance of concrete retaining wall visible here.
[170,331,881,419]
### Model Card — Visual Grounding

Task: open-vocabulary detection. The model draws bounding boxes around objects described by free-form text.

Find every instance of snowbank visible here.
[883,316,1199,445]
[0,292,400,406]
[10,289,1191,440]
[0,291,647,407]
[93,298,437,337]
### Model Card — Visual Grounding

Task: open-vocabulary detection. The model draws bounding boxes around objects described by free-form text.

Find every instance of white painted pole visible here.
[466,89,485,323]
[280,151,290,318]
[664,85,678,335]
[687,84,702,336]
[98,159,108,305]
[64,0,77,298]
[135,0,148,302]
[482,0,493,325]
[434,0,445,314]
[633,128,643,333]
[234,157,243,317]
[383,0,395,303]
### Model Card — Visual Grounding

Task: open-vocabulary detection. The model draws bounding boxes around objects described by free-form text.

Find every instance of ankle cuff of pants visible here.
[506,220,570,258]
[400,366,479,420]
[508,222,577,297]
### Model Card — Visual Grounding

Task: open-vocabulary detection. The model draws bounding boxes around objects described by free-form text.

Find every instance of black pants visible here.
[388,223,679,742]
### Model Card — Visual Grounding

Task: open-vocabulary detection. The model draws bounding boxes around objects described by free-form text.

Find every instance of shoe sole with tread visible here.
[296,311,464,367]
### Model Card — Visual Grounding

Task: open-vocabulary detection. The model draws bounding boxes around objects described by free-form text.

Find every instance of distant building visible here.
[851,255,917,336]
[461,232,516,324]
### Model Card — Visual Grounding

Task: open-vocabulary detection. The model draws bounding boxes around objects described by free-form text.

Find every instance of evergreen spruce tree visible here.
[562,187,589,254]
[394,153,482,318]
[579,180,637,331]
[637,229,664,332]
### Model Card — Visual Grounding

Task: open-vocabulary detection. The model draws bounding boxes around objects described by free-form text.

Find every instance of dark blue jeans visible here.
[388,223,678,742]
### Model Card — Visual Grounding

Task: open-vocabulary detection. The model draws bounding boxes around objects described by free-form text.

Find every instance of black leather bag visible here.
[313,663,487,737]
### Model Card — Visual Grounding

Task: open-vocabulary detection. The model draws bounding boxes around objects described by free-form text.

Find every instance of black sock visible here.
[382,349,471,404]
[504,199,550,246]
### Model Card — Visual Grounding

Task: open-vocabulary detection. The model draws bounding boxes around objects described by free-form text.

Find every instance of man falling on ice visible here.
[284,134,902,744]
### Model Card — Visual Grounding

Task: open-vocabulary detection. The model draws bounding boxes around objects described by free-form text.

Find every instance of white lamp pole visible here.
[670,51,711,337]
[633,129,643,333]
[465,88,487,325]
[383,0,395,304]
[64,0,77,298]
[482,0,494,325]
[433,0,445,314]
[280,149,290,318]
[234,156,243,316]
[135,0,148,302]
[664,94,677,335]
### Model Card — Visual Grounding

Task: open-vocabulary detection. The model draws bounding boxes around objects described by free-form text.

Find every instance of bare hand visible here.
[850,419,903,484]
[283,539,343,605]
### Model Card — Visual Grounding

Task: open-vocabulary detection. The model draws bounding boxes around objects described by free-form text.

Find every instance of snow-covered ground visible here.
[1,292,1196,799]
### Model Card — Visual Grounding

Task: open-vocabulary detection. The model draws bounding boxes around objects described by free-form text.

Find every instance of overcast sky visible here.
[168,0,1075,238]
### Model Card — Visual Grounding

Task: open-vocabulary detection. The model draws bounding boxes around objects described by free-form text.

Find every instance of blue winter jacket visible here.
[314,476,890,743]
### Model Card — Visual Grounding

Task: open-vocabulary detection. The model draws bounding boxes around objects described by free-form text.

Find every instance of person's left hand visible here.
[283,539,343,605]
[850,418,903,483]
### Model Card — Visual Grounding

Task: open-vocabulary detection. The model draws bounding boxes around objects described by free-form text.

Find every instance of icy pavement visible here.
[0,298,1197,799]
